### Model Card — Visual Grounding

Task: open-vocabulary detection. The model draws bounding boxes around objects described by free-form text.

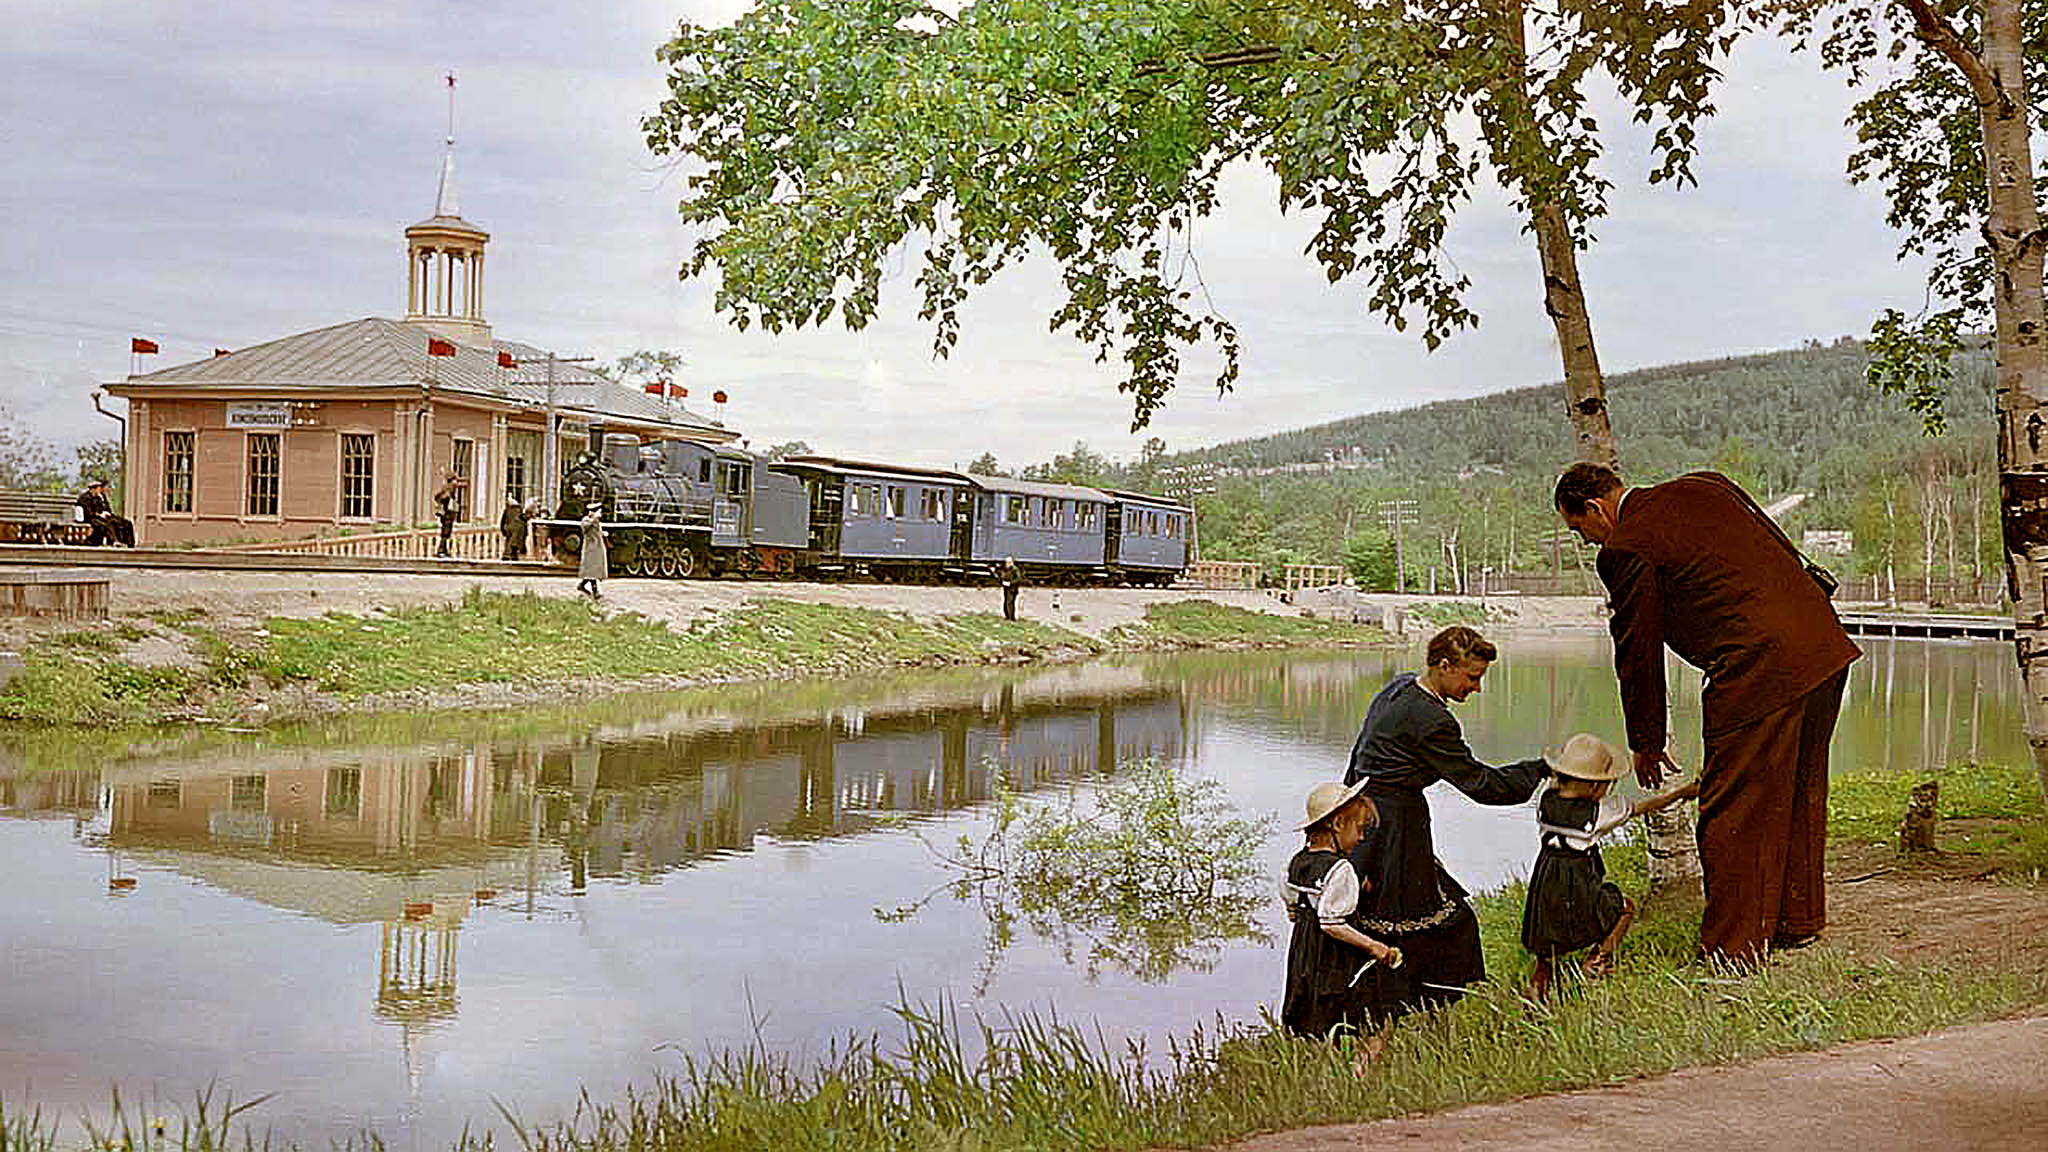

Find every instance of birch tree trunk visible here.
[1903,0,2048,804]
[1497,0,1699,889]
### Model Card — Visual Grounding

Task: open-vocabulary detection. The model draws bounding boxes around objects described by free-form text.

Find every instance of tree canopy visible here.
[644,0,1734,430]
[591,349,688,385]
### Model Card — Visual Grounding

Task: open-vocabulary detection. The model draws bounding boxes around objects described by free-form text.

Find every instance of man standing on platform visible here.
[433,471,466,558]
[1554,463,1859,963]
[499,495,531,560]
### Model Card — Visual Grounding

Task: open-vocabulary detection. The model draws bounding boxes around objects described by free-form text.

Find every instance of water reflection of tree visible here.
[878,757,1274,989]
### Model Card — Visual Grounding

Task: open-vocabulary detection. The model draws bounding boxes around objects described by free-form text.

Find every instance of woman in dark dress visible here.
[1344,625,1548,1022]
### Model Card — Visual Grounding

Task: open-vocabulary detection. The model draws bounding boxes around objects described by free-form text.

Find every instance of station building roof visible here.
[107,317,729,440]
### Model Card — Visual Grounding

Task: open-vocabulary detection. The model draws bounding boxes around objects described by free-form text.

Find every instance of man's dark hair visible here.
[1426,625,1497,668]
[1554,462,1623,514]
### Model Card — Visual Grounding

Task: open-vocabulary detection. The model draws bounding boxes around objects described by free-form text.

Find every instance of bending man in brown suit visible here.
[1554,464,1859,963]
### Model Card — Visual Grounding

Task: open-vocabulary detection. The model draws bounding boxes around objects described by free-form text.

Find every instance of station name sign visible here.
[225,402,292,429]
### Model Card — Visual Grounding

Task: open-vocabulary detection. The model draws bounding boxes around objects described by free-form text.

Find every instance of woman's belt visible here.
[1360,783,1426,805]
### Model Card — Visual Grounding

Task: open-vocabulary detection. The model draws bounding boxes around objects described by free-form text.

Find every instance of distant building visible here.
[104,134,732,546]
[1802,529,1854,556]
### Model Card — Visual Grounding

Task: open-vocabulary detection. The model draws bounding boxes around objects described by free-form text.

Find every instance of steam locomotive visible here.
[544,427,1191,584]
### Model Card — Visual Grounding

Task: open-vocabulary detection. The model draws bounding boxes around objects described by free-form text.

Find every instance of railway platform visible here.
[0,544,572,579]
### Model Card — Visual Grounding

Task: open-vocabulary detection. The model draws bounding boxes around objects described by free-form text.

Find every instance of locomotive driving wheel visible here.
[657,550,679,578]
[673,547,696,578]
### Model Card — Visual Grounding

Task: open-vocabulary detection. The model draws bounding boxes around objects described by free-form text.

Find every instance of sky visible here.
[0,1,1934,474]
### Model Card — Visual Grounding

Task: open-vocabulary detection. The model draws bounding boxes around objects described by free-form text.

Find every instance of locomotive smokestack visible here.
[587,423,606,458]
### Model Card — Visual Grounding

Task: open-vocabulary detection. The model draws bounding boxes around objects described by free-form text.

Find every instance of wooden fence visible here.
[1344,569,2004,608]
[1180,560,1261,590]
[219,523,540,562]
[1834,575,2002,608]
[1283,564,1346,591]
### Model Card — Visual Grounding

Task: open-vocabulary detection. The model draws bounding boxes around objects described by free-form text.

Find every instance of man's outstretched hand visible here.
[1634,747,1679,790]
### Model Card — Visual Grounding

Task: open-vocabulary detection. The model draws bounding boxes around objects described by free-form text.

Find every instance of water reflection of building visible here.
[552,680,1186,884]
[1,664,1190,913]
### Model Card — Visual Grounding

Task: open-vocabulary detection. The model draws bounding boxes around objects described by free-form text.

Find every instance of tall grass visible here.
[489,951,2040,1152]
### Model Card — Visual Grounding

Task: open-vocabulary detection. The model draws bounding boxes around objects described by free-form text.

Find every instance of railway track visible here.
[0,545,1048,587]
[0,543,573,579]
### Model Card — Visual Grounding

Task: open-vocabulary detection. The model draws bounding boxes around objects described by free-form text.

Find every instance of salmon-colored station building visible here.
[104,139,733,546]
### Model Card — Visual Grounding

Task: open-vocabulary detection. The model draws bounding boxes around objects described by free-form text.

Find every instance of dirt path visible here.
[1221,1014,2048,1152]
[0,566,1308,646]
[0,566,1605,649]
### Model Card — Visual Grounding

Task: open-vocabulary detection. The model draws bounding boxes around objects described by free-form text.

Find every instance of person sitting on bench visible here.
[76,478,134,546]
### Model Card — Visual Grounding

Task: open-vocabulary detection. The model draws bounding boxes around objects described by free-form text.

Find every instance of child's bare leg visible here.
[1350,1026,1389,1076]
[1585,897,1637,977]
[1531,955,1554,1000]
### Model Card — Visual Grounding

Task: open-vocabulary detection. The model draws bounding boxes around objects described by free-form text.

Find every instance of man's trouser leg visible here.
[1697,669,1846,962]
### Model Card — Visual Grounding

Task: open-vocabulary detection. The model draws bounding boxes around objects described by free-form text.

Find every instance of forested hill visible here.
[1158,338,1999,584]
[1184,338,1994,498]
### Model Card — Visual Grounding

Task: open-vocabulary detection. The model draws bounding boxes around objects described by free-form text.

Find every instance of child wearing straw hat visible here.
[1281,780,1404,1047]
[1521,733,1699,998]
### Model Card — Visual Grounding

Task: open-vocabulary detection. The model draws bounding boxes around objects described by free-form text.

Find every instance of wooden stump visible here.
[1899,780,1940,854]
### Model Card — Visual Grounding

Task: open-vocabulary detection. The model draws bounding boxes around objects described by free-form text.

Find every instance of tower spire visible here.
[405,70,489,341]
[435,72,459,218]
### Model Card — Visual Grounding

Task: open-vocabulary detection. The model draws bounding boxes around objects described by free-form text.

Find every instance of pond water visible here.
[0,635,2020,1145]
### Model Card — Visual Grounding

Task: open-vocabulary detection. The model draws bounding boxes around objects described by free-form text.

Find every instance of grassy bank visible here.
[0,592,1388,728]
[1105,599,1393,645]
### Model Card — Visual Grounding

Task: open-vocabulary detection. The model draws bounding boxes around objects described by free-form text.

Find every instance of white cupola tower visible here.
[403,73,491,342]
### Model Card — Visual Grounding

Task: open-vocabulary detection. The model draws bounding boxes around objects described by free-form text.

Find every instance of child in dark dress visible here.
[1522,733,1698,999]
[1282,780,1403,1058]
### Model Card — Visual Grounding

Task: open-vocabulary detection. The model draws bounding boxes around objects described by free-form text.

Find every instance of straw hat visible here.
[1544,732,1625,781]
[1295,779,1371,831]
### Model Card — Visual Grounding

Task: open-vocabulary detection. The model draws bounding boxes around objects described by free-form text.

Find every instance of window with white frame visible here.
[504,453,528,507]
[886,486,905,518]
[921,489,948,521]
[163,431,194,514]
[1005,495,1027,524]
[340,434,374,519]
[451,439,475,521]
[246,433,281,517]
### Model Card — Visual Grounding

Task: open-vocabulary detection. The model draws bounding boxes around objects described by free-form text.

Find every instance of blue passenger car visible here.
[772,456,972,580]
[1104,490,1191,586]
[964,475,1110,578]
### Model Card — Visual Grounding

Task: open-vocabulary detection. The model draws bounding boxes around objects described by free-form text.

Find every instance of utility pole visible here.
[1160,462,1216,561]
[1379,498,1419,592]
[541,351,596,512]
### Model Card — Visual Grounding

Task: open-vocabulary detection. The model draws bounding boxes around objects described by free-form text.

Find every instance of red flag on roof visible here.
[213,348,231,358]
[131,337,159,354]
[427,337,456,357]
[672,385,688,399]
[497,351,517,369]
[712,390,728,405]
[643,381,664,395]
